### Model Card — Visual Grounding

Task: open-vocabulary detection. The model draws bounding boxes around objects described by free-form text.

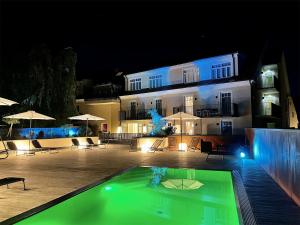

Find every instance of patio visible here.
[0,144,300,225]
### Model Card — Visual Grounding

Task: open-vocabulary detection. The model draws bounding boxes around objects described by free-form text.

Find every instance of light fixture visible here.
[178,143,187,151]
[240,152,246,158]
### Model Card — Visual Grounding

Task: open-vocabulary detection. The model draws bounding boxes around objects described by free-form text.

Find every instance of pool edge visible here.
[2,166,257,225]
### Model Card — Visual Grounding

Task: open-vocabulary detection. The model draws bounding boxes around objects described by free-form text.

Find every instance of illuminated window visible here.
[211,62,232,79]
[149,75,162,88]
[130,78,141,91]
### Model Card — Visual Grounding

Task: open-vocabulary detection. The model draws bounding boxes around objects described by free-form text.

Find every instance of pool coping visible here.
[2,166,257,225]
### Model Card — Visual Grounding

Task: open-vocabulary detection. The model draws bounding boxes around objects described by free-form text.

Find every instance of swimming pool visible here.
[7,167,243,225]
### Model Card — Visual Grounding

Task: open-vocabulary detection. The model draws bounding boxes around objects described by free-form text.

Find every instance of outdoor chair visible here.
[187,137,200,152]
[0,177,26,190]
[71,138,93,150]
[0,137,8,159]
[129,138,138,152]
[32,140,59,153]
[0,149,8,159]
[6,141,35,156]
[201,140,231,160]
[86,138,106,149]
[148,139,164,153]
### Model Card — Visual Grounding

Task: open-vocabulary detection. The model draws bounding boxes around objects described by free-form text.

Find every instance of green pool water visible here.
[15,167,240,225]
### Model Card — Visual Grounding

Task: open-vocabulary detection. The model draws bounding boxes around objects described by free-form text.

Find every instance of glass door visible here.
[155,99,162,115]
[130,101,137,119]
[184,96,194,115]
[221,92,232,116]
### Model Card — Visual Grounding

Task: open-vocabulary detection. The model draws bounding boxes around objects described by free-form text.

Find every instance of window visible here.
[130,78,141,91]
[149,75,162,88]
[221,121,232,135]
[211,62,232,79]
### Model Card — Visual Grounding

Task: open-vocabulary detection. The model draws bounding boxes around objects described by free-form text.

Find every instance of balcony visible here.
[174,104,239,118]
[257,76,279,90]
[120,108,166,120]
[260,103,281,118]
[195,104,238,117]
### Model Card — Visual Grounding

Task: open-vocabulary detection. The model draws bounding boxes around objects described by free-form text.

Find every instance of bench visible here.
[0,177,26,190]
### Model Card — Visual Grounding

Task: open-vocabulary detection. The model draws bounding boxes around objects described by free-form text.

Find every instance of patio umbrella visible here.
[68,114,105,137]
[4,111,55,149]
[163,112,200,149]
[0,97,18,106]
[162,179,204,190]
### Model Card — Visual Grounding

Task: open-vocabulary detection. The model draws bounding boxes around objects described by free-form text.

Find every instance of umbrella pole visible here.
[86,119,88,137]
[29,119,32,150]
[180,112,183,150]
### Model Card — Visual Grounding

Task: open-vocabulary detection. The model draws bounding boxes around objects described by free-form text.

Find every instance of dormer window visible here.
[149,75,162,88]
[130,78,141,91]
[211,62,231,79]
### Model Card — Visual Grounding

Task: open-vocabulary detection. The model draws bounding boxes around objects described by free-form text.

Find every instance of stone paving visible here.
[0,144,300,224]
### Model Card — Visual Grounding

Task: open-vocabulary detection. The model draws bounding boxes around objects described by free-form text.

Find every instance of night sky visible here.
[0,0,299,91]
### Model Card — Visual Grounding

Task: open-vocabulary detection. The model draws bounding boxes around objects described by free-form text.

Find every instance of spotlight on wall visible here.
[240,152,246,158]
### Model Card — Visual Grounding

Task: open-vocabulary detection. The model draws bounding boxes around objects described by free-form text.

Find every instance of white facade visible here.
[124,53,239,91]
[120,80,252,135]
[120,52,252,136]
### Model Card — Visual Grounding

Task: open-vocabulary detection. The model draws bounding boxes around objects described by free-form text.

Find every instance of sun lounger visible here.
[149,139,164,153]
[86,138,106,148]
[0,149,8,159]
[187,137,200,152]
[32,140,59,153]
[6,141,35,156]
[71,138,92,149]
[201,140,231,160]
[0,177,26,190]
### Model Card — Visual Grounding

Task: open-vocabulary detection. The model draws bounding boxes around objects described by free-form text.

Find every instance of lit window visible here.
[211,62,232,79]
[149,75,162,88]
[130,78,142,91]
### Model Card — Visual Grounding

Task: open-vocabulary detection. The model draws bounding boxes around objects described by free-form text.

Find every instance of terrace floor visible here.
[0,144,300,225]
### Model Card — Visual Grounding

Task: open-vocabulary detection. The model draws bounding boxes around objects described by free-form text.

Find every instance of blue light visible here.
[105,186,112,191]
[240,152,246,158]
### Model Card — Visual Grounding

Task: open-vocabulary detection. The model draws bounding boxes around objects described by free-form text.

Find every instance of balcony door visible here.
[184,96,193,115]
[221,120,232,135]
[130,101,137,119]
[155,99,162,115]
[183,68,195,84]
[220,92,232,116]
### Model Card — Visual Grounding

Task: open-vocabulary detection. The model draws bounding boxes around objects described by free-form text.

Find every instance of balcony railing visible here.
[120,108,166,120]
[196,104,239,117]
[174,104,239,118]
[257,76,279,90]
[260,103,281,117]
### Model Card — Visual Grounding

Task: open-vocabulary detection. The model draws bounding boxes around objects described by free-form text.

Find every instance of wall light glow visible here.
[117,126,122,134]
[141,142,152,152]
[178,143,187,151]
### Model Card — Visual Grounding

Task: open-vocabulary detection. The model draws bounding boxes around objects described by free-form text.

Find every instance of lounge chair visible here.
[0,177,26,190]
[187,137,200,152]
[148,139,164,153]
[129,138,138,152]
[86,138,106,149]
[71,138,92,149]
[0,137,8,159]
[32,140,59,153]
[0,149,8,159]
[201,140,230,160]
[6,141,35,156]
